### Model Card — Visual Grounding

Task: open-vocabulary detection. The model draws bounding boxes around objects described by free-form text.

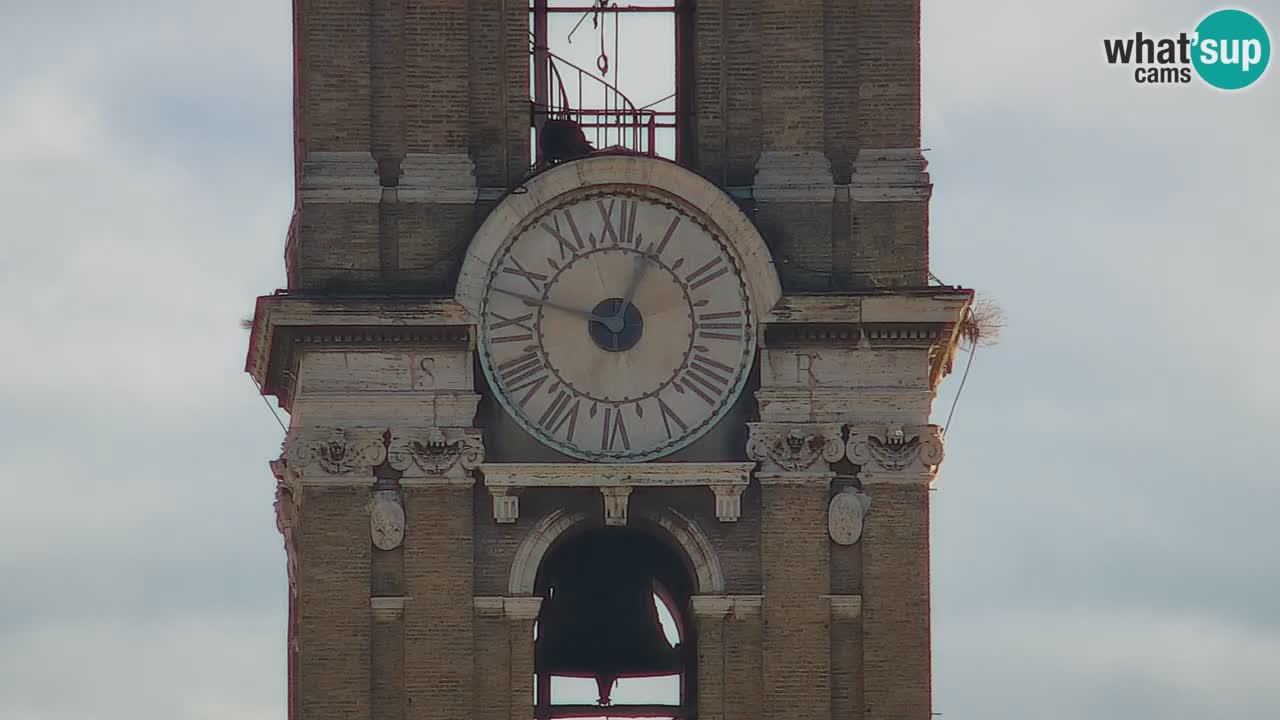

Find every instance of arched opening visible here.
[533,526,695,720]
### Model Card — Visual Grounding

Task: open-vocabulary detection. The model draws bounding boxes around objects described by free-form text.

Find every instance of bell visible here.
[535,533,682,705]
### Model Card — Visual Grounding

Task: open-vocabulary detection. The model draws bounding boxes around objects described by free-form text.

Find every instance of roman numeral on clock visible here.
[542,211,585,259]
[696,310,744,341]
[597,198,642,247]
[496,352,549,406]
[491,311,535,344]
[601,406,632,451]
[656,396,688,439]
[502,256,547,291]
[681,354,735,405]
[685,256,729,291]
[539,391,581,441]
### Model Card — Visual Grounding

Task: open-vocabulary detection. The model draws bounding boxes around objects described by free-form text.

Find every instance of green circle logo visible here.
[1192,9,1271,90]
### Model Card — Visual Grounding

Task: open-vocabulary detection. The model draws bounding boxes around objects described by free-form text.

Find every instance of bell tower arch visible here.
[249,3,974,720]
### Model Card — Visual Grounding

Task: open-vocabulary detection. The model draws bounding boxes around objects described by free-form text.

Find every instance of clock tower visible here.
[247,2,972,720]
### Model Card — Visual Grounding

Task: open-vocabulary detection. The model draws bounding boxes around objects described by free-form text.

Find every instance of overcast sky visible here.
[1,1,1277,719]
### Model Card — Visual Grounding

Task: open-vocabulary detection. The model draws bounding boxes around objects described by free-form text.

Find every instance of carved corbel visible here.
[601,486,633,527]
[285,426,387,480]
[490,487,520,524]
[845,423,944,483]
[709,483,747,522]
[747,422,845,476]
[387,427,484,484]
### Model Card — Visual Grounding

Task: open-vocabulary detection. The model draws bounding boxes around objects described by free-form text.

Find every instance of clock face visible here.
[478,189,756,462]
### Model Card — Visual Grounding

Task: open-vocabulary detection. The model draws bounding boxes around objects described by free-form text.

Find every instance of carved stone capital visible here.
[747,423,845,475]
[388,427,483,484]
[845,423,944,482]
[285,426,387,481]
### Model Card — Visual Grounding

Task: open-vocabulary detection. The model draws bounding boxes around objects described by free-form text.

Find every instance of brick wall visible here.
[297,487,371,720]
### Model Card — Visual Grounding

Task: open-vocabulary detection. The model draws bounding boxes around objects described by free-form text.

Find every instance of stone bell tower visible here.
[247,2,972,720]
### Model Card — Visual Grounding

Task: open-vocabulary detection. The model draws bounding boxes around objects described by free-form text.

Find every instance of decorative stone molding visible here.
[481,462,754,524]
[271,459,299,596]
[371,596,406,621]
[851,148,931,202]
[823,594,864,620]
[601,486,633,527]
[398,153,479,204]
[508,508,726,596]
[388,427,483,484]
[691,595,764,619]
[747,423,844,476]
[846,423,944,483]
[752,151,836,203]
[300,151,381,203]
[828,488,872,546]
[285,427,387,481]
[474,596,544,622]
[368,489,406,551]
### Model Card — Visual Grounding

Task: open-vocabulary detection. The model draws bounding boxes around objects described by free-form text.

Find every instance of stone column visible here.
[504,598,543,720]
[691,596,732,720]
[693,595,764,720]
[847,424,942,720]
[748,424,844,720]
[394,429,484,720]
[283,426,387,720]
[371,597,406,720]
[826,595,864,720]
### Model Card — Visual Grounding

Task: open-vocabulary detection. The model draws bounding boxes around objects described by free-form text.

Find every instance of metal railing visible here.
[531,39,677,159]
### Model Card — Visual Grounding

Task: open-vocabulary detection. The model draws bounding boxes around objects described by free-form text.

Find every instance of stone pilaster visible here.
[692,596,764,720]
[371,597,406,720]
[848,423,942,720]
[748,423,843,720]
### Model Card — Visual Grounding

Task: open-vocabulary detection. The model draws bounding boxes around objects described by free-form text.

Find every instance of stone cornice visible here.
[851,148,932,203]
[763,291,972,326]
[246,294,473,409]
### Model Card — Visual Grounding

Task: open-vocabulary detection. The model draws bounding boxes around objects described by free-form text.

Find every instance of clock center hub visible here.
[589,298,644,352]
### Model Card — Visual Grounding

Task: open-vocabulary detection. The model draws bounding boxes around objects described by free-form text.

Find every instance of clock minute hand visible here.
[605,252,655,333]
[490,287,608,323]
